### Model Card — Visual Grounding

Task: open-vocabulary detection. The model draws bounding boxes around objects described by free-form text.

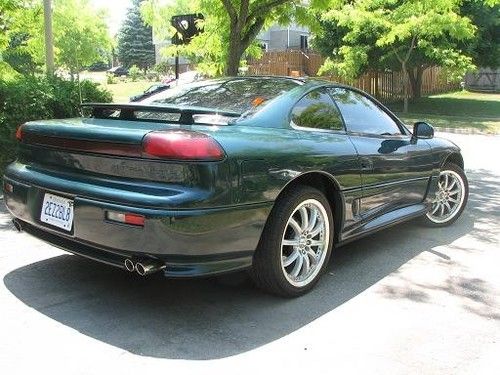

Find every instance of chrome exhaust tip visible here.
[12,219,22,232]
[135,259,165,276]
[124,258,135,272]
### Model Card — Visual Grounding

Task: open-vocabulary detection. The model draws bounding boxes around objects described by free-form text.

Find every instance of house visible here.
[153,23,311,65]
[257,24,310,51]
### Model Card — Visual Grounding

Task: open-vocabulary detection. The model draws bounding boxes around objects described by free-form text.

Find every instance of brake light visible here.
[142,130,225,161]
[15,124,24,141]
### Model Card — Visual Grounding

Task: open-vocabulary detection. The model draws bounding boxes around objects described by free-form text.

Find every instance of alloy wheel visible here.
[280,199,330,287]
[426,170,465,224]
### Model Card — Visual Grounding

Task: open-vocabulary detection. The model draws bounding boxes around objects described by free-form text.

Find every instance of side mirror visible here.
[412,121,434,140]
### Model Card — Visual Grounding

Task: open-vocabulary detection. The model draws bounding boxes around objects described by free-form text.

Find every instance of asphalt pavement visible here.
[0,132,498,374]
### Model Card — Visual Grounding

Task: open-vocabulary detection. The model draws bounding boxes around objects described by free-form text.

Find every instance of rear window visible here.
[142,78,301,114]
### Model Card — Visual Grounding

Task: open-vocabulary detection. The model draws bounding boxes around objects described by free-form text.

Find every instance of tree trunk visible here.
[408,66,423,99]
[225,44,243,76]
[402,61,409,113]
[225,25,244,76]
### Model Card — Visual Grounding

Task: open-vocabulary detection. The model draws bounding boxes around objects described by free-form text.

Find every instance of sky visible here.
[89,0,174,36]
[90,0,132,36]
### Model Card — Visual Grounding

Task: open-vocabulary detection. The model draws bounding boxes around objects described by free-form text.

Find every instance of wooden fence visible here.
[247,50,458,102]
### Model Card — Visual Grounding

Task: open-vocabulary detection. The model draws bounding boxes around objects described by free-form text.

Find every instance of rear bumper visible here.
[3,172,272,277]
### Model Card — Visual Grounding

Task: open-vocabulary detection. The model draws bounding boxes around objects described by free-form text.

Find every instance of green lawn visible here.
[102,80,152,103]
[80,71,155,103]
[387,91,500,134]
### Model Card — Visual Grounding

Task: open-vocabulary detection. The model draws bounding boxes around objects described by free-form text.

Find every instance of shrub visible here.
[128,65,141,81]
[152,61,173,75]
[145,71,160,81]
[106,73,117,84]
[0,75,112,174]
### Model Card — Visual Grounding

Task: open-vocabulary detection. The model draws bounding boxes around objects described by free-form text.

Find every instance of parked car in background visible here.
[88,62,110,71]
[107,66,128,77]
[3,76,468,297]
[161,70,204,86]
[129,84,171,102]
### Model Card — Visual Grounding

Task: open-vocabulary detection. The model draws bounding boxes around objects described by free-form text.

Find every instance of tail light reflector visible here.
[106,211,145,227]
[142,130,225,161]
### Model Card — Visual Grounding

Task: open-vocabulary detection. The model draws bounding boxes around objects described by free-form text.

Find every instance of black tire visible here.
[251,185,334,297]
[420,162,468,227]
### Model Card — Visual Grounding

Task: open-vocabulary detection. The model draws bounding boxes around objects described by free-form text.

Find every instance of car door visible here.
[289,87,363,234]
[327,87,434,220]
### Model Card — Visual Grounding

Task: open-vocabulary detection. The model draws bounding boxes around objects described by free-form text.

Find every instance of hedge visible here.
[0,75,112,175]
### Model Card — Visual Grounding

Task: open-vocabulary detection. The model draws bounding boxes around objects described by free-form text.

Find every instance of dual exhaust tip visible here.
[124,258,165,276]
[12,218,163,277]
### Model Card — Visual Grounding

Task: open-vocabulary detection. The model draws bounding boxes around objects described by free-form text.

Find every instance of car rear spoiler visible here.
[81,103,241,125]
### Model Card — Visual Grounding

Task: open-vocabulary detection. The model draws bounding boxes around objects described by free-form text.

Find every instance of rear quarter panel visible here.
[207,124,362,205]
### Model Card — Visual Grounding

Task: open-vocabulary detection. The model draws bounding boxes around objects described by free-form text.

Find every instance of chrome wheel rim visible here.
[281,199,330,288]
[426,170,465,224]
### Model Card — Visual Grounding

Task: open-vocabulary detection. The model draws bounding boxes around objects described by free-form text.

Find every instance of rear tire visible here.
[420,162,468,227]
[251,186,334,297]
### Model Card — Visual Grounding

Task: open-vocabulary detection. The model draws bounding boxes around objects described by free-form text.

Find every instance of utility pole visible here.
[43,0,54,75]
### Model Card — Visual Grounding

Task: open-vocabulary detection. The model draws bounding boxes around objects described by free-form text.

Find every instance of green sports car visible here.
[3,76,468,297]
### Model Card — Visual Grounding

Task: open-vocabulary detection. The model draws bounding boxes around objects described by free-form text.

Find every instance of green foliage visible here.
[318,0,476,77]
[128,65,142,81]
[0,0,24,54]
[152,61,173,76]
[0,61,20,81]
[117,0,155,70]
[141,0,330,76]
[315,0,478,108]
[460,0,500,68]
[106,73,117,84]
[1,0,111,76]
[2,32,42,75]
[52,0,112,74]
[0,75,112,173]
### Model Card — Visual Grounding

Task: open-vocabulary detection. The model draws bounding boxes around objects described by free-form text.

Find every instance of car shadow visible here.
[3,169,493,360]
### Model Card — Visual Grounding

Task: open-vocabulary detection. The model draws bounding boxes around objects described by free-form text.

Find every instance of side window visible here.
[290,89,344,131]
[328,88,402,135]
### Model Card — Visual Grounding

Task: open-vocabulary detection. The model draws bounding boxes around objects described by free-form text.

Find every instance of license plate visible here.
[40,193,74,231]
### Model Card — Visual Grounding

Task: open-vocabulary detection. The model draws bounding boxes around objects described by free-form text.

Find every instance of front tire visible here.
[421,162,468,227]
[251,186,334,297]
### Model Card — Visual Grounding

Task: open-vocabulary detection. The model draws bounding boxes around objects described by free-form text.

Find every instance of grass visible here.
[102,80,152,102]
[387,91,500,134]
[80,71,155,103]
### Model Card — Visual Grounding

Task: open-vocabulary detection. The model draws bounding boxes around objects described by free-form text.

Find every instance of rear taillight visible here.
[142,130,225,161]
[15,124,24,141]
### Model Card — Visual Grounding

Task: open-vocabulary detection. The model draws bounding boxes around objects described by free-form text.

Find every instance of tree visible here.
[142,0,330,76]
[1,0,112,78]
[52,0,111,78]
[317,0,476,112]
[117,0,155,70]
[460,0,500,68]
[2,32,42,75]
[0,0,27,78]
[0,0,22,54]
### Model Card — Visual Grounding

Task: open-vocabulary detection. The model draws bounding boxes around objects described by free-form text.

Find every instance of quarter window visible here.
[290,89,344,131]
[328,88,402,135]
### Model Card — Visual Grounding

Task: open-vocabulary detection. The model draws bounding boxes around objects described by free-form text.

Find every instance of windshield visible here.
[141,77,301,114]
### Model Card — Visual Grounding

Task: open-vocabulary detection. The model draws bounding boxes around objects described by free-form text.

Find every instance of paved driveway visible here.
[1,133,498,374]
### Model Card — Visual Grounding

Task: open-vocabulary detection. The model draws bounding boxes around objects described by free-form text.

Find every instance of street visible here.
[0,132,499,374]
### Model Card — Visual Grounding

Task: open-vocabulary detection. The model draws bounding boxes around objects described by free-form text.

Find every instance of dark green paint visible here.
[3,79,463,276]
